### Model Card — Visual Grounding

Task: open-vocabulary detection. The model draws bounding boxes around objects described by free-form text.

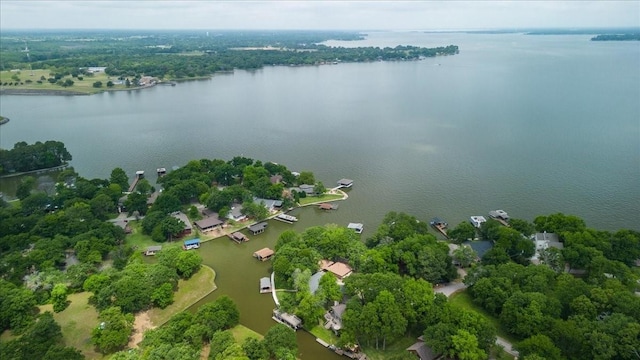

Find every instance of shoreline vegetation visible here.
[0,30,458,96]
[1,153,638,359]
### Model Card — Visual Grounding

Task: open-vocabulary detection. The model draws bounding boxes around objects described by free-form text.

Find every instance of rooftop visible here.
[184,238,200,245]
[326,261,353,279]
[171,211,193,230]
[195,216,224,229]
[248,222,268,232]
[254,247,274,258]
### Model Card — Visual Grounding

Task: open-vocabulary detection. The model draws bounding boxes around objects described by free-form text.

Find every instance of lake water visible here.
[1,31,639,358]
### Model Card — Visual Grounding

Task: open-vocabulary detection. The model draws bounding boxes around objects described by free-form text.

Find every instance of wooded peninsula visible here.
[0,30,458,95]
[0,143,638,360]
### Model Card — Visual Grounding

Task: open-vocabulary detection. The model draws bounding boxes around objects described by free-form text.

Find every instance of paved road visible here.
[435,269,520,359]
[496,336,519,358]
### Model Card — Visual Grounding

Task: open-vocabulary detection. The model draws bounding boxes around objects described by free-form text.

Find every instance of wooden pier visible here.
[127,170,145,192]
[430,217,449,238]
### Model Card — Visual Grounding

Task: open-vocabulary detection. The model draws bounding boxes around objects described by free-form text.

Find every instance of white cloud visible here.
[1,1,638,30]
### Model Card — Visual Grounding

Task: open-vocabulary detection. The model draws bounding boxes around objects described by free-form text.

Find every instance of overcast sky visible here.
[1,1,639,31]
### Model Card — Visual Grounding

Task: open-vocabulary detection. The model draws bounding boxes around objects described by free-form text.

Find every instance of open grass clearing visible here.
[147,265,217,327]
[361,335,417,360]
[230,324,264,343]
[309,324,340,345]
[38,292,105,359]
[299,193,344,206]
[448,289,518,344]
[0,69,129,94]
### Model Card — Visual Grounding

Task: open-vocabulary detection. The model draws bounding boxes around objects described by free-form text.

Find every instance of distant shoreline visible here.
[0,163,69,179]
[0,88,88,96]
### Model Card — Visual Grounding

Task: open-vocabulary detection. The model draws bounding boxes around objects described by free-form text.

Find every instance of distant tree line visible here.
[591,34,640,41]
[0,140,72,175]
[0,30,458,80]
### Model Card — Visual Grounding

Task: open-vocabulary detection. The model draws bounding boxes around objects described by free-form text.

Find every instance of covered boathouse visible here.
[248,222,268,235]
[183,238,200,250]
[253,247,275,261]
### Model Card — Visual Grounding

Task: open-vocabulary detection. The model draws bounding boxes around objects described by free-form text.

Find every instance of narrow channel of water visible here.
[190,206,347,360]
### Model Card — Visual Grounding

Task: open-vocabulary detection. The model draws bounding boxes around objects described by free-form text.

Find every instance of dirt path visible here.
[128,311,155,348]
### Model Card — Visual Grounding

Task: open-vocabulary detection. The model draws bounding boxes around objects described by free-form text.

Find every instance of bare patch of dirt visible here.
[128,311,155,348]
[200,343,210,360]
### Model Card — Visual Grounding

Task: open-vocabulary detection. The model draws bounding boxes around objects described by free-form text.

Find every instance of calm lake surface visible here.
[1,31,639,358]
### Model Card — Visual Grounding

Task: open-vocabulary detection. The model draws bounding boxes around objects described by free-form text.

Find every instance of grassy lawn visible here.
[448,289,517,344]
[309,324,340,345]
[0,69,130,94]
[147,265,217,327]
[230,324,264,342]
[125,221,161,249]
[38,292,105,359]
[361,335,417,360]
[298,193,344,206]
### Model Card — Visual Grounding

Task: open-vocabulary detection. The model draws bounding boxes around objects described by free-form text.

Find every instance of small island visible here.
[0,116,8,125]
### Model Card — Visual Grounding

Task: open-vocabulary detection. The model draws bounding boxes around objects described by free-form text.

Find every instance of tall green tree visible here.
[264,324,297,358]
[109,168,129,191]
[91,306,134,354]
[448,221,477,244]
[50,283,69,313]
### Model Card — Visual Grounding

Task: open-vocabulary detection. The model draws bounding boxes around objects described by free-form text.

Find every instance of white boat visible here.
[276,213,298,223]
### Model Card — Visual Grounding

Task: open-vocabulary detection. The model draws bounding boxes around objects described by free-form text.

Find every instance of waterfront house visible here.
[469,216,487,228]
[406,336,440,360]
[324,302,347,333]
[337,178,353,188]
[531,232,564,264]
[195,216,224,233]
[259,277,272,293]
[144,245,162,256]
[253,247,275,261]
[183,239,200,250]
[298,184,316,195]
[171,211,193,236]
[270,174,283,184]
[253,197,283,212]
[321,260,353,281]
[227,203,247,222]
[248,222,268,235]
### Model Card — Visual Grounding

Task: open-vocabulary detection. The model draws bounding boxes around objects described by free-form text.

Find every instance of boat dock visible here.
[315,338,368,359]
[127,170,145,192]
[275,213,298,224]
[430,217,449,238]
[228,232,249,243]
[489,210,510,227]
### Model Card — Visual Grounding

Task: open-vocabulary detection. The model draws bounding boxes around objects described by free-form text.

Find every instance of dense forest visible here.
[1,151,638,359]
[0,141,72,175]
[0,30,458,80]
